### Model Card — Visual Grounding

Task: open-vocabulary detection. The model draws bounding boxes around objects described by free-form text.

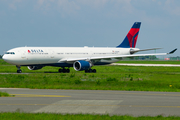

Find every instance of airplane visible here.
[2,22,177,73]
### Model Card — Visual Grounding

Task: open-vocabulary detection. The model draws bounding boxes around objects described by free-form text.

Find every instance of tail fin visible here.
[117,22,141,48]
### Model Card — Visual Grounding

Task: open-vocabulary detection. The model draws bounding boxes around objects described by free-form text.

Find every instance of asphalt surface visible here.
[0,88,180,116]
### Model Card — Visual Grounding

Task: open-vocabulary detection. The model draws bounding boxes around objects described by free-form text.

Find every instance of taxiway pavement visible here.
[0,88,180,116]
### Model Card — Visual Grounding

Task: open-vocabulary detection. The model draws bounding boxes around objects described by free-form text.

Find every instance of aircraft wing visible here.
[59,48,177,62]
[130,48,162,54]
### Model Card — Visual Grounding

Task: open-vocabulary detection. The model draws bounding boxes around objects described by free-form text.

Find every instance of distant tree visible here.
[0,55,2,59]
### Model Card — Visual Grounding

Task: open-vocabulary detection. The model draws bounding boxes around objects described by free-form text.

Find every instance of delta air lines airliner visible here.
[2,22,177,73]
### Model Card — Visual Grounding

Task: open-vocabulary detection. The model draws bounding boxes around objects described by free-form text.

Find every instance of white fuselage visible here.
[3,47,138,66]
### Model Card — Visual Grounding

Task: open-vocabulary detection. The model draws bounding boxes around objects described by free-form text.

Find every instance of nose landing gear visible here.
[16,65,22,73]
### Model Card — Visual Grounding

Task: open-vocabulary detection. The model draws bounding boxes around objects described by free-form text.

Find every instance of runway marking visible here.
[33,100,123,114]
[10,94,70,97]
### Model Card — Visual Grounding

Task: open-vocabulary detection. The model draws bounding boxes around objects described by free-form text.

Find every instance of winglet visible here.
[168,48,177,54]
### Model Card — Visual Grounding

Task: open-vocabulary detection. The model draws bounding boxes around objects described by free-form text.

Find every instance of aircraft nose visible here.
[2,54,17,65]
[2,54,8,61]
[2,54,6,60]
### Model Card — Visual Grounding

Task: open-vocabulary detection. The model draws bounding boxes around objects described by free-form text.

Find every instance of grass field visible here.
[1,59,180,118]
[0,91,10,97]
[0,113,180,120]
[0,59,180,92]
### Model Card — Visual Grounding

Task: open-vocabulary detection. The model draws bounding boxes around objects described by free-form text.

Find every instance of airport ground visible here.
[0,60,180,118]
[0,61,180,92]
[0,88,180,117]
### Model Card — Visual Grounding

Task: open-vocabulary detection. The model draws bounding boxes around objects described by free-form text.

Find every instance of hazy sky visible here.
[0,0,180,57]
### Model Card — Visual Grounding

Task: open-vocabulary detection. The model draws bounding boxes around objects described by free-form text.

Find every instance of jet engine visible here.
[130,49,136,54]
[73,60,92,71]
[27,66,43,70]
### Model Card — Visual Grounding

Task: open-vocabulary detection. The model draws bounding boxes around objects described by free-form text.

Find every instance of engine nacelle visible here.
[130,49,135,54]
[27,66,43,70]
[73,60,92,71]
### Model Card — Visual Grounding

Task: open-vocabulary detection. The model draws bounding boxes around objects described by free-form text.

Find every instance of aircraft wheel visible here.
[62,69,66,73]
[66,69,70,73]
[92,69,96,73]
[17,70,22,73]
[58,69,62,73]
[85,69,96,73]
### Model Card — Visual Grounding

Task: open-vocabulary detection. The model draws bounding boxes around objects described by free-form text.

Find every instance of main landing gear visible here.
[58,68,96,73]
[16,65,22,73]
[58,68,70,73]
[85,69,96,73]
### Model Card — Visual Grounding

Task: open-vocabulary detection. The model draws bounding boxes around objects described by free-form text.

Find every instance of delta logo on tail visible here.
[117,22,141,48]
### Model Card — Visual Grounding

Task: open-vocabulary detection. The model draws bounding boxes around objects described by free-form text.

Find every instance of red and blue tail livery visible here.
[117,22,141,48]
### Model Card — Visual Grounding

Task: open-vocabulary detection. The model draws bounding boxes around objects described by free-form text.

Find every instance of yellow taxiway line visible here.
[10,94,70,97]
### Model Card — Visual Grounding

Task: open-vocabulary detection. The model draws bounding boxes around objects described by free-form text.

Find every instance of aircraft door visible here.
[21,51,26,59]
[49,50,54,58]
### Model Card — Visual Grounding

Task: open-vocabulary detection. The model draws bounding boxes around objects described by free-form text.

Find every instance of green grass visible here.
[0,91,10,97]
[0,59,11,65]
[1,59,180,118]
[0,113,180,120]
[0,59,180,91]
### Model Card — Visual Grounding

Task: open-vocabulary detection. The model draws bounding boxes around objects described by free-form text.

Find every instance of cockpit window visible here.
[5,52,15,55]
